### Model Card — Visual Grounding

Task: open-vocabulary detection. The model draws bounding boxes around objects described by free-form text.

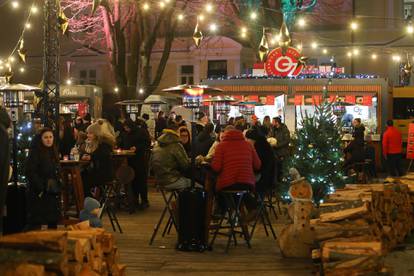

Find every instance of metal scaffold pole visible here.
[41,0,60,129]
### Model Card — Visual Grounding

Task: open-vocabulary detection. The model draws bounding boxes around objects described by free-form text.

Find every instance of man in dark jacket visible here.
[270,117,291,183]
[0,108,11,235]
[151,123,191,190]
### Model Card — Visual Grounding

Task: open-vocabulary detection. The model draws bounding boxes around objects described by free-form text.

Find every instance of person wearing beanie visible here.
[79,197,102,228]
[81,120,114,197]
[195,111,209,136]
[0,108,11,235]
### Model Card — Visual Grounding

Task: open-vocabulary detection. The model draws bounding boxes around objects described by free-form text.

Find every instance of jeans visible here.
[387,153,404,177]
[164,177,192,191]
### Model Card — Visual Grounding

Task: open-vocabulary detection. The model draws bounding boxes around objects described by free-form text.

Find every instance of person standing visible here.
[155,111,167,138]
[270,117,291,183]
[382,120,404,177]
[195,112,209,135]
[25,128,61,230]
[0,108,11,235]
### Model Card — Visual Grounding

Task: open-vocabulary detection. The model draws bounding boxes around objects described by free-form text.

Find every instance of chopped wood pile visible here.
[0,221,126,276]
[311,181,414,276]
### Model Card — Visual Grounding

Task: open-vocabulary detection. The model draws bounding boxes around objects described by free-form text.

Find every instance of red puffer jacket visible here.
[211,130,261,191]
[382,126,402,156]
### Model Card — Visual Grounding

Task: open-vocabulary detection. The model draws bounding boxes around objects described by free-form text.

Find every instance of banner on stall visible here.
[286,95,373,106]
[407,123,414,159]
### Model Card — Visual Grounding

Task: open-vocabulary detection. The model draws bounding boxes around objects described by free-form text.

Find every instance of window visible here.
[207,60,227,78]
[79,69,97,85]
[179,65,194,84]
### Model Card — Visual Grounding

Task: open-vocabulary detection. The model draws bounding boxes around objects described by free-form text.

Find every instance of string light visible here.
[11,1,19,9]
[209,23,218,32]
[250,12,257,20]
[347,52,352,57]
[177,14,184,21]
[353,48,359,55]
[19,67,25,73]
[66,79,72,85]
[31,5,38,14]
[114,87,119,93]
[9,57,15,63]
[25,23,31,29]
[311,42,318,49]
[0,60,3,65]
[159,1,165,9]
[297,18,306,27]
[350,21,358,31]
[205,3,213,13]
[142,3,149,11]
[241,27,247,33]
[407,24,414,34]
[371,54,377,60]
[322,48,328,54]
[198,14,205,21]
[139,88,144,94]
[392,55,401,62]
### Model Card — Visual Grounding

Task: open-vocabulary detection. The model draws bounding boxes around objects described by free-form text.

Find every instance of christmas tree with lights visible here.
[286,89,345,204]
[16,120,36,183]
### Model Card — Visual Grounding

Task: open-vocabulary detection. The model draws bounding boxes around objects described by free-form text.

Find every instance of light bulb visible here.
[9,57,15,63]
[66,79,72,85]
[177,14,184,21]
[114,87,119,92]
[159,2,165,9]
[241,32,247,38]
[371,54,377,60]
[347,52,352,57]
[297,18,306,27]
[350,21,358,30]
[250,12,257,20]
[407,25,414,34]
[353,48,359,55]
[323,48,328,54]
[25,23,31,29]
[11,1,19,9]
[311,42,318,49]
[142,3,149,11]
[19,67,25,73]
[198,14,205,22]
[241,27,247,33]
[209,23,217,32]
[31,5,38,14]
[139,88,144,94]
[205,3,213,13]
[392,55,401,62]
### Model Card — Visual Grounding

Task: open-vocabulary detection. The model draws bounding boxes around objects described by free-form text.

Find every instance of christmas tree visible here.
[286,89,345,204]
[16,120,36,183]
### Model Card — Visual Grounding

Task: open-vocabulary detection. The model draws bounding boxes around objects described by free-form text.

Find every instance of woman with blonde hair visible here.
[81,120,115,197]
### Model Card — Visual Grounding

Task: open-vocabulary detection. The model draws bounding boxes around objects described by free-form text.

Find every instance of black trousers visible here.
[387,153,404,177]
[129,152,150,203]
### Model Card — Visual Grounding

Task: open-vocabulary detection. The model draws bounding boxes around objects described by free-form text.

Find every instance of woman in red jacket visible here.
[211,126,261,191]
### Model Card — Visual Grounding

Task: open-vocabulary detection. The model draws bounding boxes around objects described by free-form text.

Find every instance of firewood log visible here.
[0,231,67,252]
[0,263,45,276]
[320,203,368,222]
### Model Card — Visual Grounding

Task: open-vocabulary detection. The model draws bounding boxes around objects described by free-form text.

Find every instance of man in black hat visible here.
[0,108,11,235]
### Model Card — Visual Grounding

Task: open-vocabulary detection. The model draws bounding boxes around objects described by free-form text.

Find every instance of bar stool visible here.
[249,192,277,240]
[149,186,178,245]
[209,190,251,253]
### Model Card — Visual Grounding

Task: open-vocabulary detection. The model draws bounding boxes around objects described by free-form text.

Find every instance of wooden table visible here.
[60,160,89,217]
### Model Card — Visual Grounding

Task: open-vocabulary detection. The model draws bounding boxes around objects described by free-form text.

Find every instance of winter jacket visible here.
[0,119,10,233]
[382,126,403,156]
[86,139,114,187]
[344,138,365,165]
[195,127,215,157]
[155,117,167,138]
[270,124,291,159]
[25,146,61,226]
[254,139,276,193]
[79,197,102,228]
[151,129,190,187]
[211,130,261,191]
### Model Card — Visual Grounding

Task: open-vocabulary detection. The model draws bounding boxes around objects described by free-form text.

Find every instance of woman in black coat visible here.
[25,127,61,229]
[120,119,151,211]
[245,128,275,194]
[81,120,115,197]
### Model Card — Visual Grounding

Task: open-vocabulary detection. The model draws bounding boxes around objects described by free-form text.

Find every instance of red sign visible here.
[266,96,275,105]
[345,95,356,104]
[78,103,87,117]
[265,47,304,77]
[407,123,414,159]
[312,95,322,105]
[249,95,259,102]
[294,95,303,105]
[363,96,373,106]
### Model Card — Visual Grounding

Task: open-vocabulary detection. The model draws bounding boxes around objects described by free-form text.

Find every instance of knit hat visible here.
[84,197,100,213]
[197,111,206,121]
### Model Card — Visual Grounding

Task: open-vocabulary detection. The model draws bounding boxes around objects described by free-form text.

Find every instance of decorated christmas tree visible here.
[16,120,37,183]
[286,89,345,204]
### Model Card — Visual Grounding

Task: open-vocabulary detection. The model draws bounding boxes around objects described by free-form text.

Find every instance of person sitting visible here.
[195,122,215,157]
[196,128,225,165]
[178,126,192,157]
[81,120,115,197]
[151,123,191,190]
[79,197,102,228]
[211,125,261,192]
[344,131,365,169]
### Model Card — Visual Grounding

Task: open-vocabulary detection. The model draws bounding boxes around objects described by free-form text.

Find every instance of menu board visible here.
[407,123,414,159]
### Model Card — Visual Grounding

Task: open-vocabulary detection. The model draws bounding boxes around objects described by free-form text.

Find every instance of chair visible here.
[263,188,283,220]
[350,161,370,184]
[149,186,178,245]
[209,190,251,253]
[249,192,277,240]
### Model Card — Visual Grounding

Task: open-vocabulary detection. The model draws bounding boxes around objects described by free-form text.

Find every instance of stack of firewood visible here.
[0,222,126,276]
[311,182,414,275]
